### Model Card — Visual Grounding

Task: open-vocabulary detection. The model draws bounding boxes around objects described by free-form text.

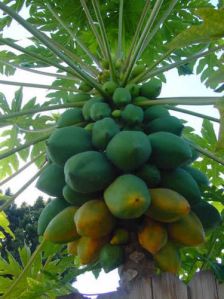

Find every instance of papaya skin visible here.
[168,211,206,246]
[67,239,80,256]
[146,188,190,223]
[138,218,168,254]
[44,206,79,244]
[77,236,108,265]
[104,174,151,219]
[74,199,116,238]
[153,241,181,274]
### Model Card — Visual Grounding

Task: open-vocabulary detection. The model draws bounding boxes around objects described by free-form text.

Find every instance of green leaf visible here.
[167,8,224,50]
[211,262,224,282]
[0,211,15,239]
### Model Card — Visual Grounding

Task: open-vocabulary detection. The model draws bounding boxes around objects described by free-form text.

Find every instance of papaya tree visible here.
[0,0,224,298]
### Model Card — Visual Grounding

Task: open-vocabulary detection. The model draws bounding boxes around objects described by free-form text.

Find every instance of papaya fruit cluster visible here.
[36,78,221,274]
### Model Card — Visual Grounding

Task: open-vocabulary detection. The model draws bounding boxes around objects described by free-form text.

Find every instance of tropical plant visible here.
[0,0,224,298]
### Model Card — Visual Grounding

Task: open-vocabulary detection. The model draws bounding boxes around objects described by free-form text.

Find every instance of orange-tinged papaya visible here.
[153,241,181,273]
[74,200,116,238]
[77,236,108,265]
[138,218,167,254]
[146,188,190,223]
[168,211,205,246]
[44,206,79,244]
[110,228,129,245]
[67,239,80,256]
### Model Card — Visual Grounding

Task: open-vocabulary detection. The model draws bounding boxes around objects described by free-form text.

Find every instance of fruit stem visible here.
[186,140,224,166]
[0,164,48,212]
[117,0,124,60]
[137,0,178,60]
[123,0,151,73]
[91,0,117,82]
[0,59,78,81]
[0,134,50,161]
[1,238,47,298]
[167,106,220,123]
[0,79,78,92]
[0,2,106,94]
[0,152,45,187]
[80,0,107,60]
[134,45,224,83]
[122,0,164,85]
[0,102,85,123]
[134,97,222,107]
[0,37,75,76]
[45,2,101,69]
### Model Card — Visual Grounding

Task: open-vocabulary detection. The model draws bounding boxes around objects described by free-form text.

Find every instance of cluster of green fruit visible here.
[36,79,221,274]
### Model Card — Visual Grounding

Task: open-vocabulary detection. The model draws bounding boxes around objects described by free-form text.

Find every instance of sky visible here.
[0,1,221,296]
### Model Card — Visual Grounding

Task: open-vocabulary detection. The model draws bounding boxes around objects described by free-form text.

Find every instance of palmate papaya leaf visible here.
[0,210,14,239]
[184,119,224,187]
[167,8,224,50]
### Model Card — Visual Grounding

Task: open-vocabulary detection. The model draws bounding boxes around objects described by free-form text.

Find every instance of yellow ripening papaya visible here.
[67,239,80,256]
[153,241,181,274]
[146,188,190,223]
[74,199,116,238]
[44,206,79,244]
[138,218,167,254]
[168,211,205,246]
[77,236,108,265]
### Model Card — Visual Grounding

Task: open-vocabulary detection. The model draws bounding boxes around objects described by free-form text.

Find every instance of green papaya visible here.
[79,81,92,92]
[64,151,116,193]
[145,116,184,136]
[44,206,79,243]
[67,93,90,103]
[131,64,145,78]
[112,87,132,106]
[160,168,201,205]
[82,97,103,121]
[104,174,151,219]
[110,228,129,245]
[140,78,162,98]
[182,166,209,187]
[121,104,144,126]
[46,126,93,165]
[144,106,170,122]
[62,184,97,206]
[168,211,205,246]
[37,198,70,235]
[138,218,167,254]
[106,131,152,171]
[74,199,115,238]
[92,117,120,150]
[99,244,125,273]
[146,188,190,223]
[148,132,192,169]
[153,241,181,273]
[36,163,65,197]
[90,102,111,121]
[102,81,118,95]
[192,201,221,231]
[135,164,161,188]
[57,108,83,128]
[125,83,140,97]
